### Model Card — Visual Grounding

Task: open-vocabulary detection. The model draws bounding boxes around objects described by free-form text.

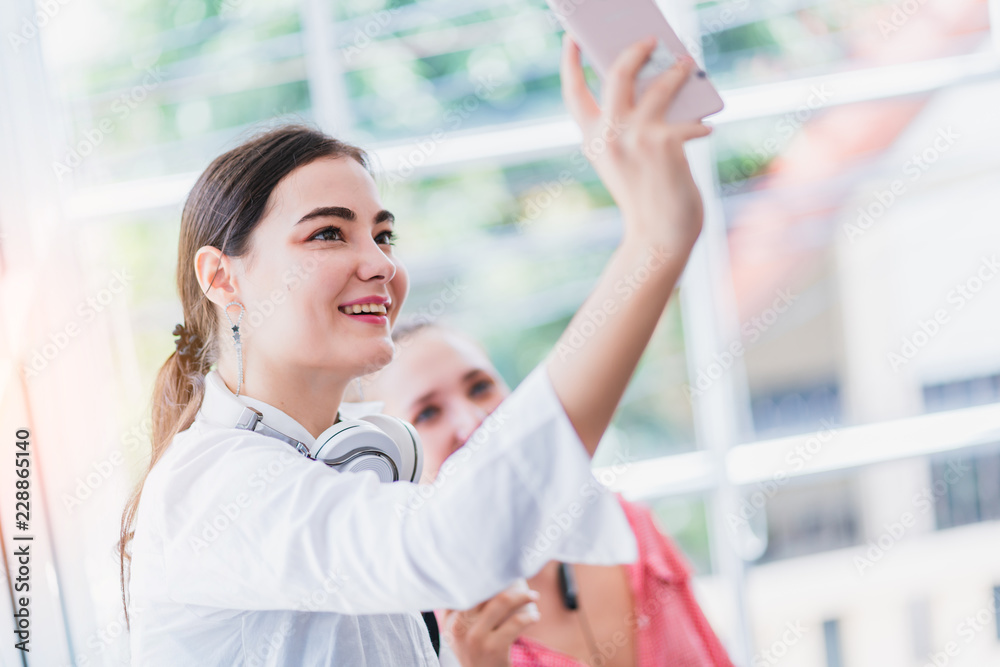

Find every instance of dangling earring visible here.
[225,301,246,397]
[354,377,365,401]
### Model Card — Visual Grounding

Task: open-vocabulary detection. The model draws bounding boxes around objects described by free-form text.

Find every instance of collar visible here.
[198,370,385,453]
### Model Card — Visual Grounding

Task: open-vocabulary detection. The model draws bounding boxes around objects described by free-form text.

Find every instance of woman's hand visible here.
[440,588,540,667]
[545,35,712,456]
[560,34,711,254]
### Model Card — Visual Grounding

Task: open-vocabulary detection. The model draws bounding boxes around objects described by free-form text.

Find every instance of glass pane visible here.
[334,0,564,143]
[742,451,1000,665]
[755,475,860,562]
[646,495,713,575]
[382,152,697,463]
[40,0,310,188]
[713,74,1000,437]
[697,0,993,89]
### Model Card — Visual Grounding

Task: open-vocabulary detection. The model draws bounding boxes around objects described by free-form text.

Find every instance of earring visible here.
[225,301,246,397]
[355,377,365,401]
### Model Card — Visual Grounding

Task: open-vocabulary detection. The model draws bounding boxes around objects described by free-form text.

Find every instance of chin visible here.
[352,339,395,377]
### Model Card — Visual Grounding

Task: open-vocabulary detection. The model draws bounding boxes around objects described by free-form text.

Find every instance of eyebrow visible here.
[410,369,484,410]
[296,206,395,226]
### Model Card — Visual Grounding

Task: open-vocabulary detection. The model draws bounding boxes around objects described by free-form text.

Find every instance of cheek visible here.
[388,261,409,323]
[418,427,452,465]
[297,265,352,318]
[320,261,353,296]
[483,393,505,414]
[237,274,286,341]
[256,274,344,350]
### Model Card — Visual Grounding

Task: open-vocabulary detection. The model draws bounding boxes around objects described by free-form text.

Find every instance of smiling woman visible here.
[118,33,713,667]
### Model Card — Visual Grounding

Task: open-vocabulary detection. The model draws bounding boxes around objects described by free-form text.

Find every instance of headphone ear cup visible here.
[312,419,403,483]
[358,414,423,483]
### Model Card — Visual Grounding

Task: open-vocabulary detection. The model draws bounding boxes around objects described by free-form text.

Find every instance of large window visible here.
[3,0,1000,665]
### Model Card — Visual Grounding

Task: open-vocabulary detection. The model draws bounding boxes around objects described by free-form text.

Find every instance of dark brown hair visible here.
[118,124,371,629]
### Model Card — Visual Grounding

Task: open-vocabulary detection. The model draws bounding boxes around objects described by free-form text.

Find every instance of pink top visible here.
[509,495,735,667]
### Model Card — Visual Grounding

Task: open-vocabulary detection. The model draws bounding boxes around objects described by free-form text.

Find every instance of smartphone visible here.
[546,0,724,123]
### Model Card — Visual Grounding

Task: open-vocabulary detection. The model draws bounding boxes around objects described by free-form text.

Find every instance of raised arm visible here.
[546,35,711,456]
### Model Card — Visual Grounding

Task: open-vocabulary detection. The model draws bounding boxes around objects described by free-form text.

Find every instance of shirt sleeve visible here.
[149,362,638,615]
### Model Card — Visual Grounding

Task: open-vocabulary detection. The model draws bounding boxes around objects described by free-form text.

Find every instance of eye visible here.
[309,226,344,242]
[470,379,494,397]
[376,229,396,246]
[414,405,439,425]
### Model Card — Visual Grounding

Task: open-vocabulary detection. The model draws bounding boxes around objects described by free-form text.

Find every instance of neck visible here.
[217,355,350,440]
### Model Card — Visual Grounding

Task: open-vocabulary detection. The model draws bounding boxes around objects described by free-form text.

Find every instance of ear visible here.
[194,245,240,308]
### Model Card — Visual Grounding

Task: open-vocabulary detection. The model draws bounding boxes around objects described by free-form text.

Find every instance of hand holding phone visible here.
[560,34,710,253]
[547,0,724,122]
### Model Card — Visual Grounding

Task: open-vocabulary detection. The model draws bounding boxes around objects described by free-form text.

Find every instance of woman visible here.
[119,34,712,665]
[365,322,735,667]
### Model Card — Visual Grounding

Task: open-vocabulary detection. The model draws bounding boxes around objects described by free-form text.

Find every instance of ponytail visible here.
[118,348,208,629]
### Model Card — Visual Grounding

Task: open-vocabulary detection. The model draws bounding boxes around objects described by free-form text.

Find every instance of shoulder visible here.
[139,421,313,525]
[152,421,303,484]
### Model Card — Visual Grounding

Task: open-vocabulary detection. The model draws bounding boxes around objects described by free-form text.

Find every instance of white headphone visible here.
[202,371,423,483]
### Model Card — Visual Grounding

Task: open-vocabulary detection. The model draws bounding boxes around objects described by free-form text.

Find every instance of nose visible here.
[451,402,489,448]
[357,235,397,283]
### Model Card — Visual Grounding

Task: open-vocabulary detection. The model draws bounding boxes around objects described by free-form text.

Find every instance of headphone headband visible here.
[233,404,312,457]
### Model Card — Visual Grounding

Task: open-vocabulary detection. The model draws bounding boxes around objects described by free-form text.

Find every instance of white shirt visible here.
[128,363,638,666]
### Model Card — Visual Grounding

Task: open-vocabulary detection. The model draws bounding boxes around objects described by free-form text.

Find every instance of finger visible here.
[644,124,713,160]
[443,605,479,639]
[440,609,463,639]
[475,590,539,633]
[672,121,714,142]
[561,33,600,128]
[490,607,540,648]
[604,36,659,122]
[634,56,695,123]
